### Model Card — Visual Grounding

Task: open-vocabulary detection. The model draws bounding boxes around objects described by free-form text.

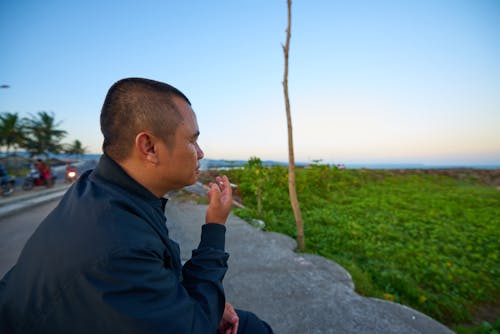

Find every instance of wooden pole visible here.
[282,0,305,250]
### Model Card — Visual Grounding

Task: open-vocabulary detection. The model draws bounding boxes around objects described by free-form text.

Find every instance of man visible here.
[0,78,273,333]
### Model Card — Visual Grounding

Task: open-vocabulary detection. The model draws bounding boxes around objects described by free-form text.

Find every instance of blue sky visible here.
[1,0,499,165]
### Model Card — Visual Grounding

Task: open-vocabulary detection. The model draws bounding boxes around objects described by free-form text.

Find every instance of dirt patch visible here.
[471,298,500,324]
[387,168,500,188]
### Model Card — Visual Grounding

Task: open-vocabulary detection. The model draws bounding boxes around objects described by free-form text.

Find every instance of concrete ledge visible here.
[0,187,69,219]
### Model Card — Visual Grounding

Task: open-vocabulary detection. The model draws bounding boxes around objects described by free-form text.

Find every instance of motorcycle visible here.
[22,169,57,191]
[65,167,78,183]
[0,163,15,196]
[1,175,15,196]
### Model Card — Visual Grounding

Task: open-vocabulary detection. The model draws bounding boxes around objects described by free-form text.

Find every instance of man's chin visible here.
[186,174,199,187]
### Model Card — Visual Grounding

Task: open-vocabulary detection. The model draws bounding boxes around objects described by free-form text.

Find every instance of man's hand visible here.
[206,175,233,225]
[218,302,239,334]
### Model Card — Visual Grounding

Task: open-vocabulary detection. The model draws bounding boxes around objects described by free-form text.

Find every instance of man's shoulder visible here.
[65,171,152,219]
[45,173,166,250]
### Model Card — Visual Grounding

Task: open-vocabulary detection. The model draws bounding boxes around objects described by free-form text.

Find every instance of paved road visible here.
[1,159,97,198]
[0,200,57,277]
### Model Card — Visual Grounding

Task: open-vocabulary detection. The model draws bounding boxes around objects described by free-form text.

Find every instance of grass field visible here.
[222,163,500,332]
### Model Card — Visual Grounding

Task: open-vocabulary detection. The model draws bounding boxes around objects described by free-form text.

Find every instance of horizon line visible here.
[1,151,499,168]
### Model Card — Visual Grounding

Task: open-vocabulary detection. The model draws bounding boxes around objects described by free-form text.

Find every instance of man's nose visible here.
[196,143,204,160]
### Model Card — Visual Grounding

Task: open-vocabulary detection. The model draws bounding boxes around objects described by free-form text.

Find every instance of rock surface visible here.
[165,201,454,334]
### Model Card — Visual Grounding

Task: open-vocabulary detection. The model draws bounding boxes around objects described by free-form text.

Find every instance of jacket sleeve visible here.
[80,225,228,334]
[182,224,229,331]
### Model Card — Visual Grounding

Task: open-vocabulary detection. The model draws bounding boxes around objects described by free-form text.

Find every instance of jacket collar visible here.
[93,154,168,211]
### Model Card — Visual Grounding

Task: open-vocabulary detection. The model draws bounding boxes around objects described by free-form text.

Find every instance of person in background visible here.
[35,159,52,187]
[0,163,7,177]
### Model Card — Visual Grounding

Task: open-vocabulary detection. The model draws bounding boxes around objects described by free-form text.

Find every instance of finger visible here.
[225,302,234,314]
[216,176,225,190]
[220,176,231,196]
[208,183,221,201]
[227,303,238,322]
[211,183,221,195]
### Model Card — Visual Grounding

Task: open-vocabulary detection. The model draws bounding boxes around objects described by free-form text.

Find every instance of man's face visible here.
[157,97,204,191]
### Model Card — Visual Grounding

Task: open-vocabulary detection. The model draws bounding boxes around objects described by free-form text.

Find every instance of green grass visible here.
[226,165,500,329]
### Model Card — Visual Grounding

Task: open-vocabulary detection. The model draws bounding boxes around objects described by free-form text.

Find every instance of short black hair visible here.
[100,78,191,162]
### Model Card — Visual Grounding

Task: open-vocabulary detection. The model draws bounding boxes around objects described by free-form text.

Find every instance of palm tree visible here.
[23,111,67,159]
[64,139,87,160]
[0,112,26,157]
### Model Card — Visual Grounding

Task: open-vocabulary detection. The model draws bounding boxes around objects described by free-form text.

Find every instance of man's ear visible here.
[135,132,159,164]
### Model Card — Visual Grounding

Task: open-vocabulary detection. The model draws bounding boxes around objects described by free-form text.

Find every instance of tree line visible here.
[0,111,86,159]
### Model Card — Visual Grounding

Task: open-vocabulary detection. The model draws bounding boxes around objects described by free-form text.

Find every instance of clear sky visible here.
[1,0,499,165]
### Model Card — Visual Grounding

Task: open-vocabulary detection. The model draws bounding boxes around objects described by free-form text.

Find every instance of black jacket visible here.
[0,154,229,333]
